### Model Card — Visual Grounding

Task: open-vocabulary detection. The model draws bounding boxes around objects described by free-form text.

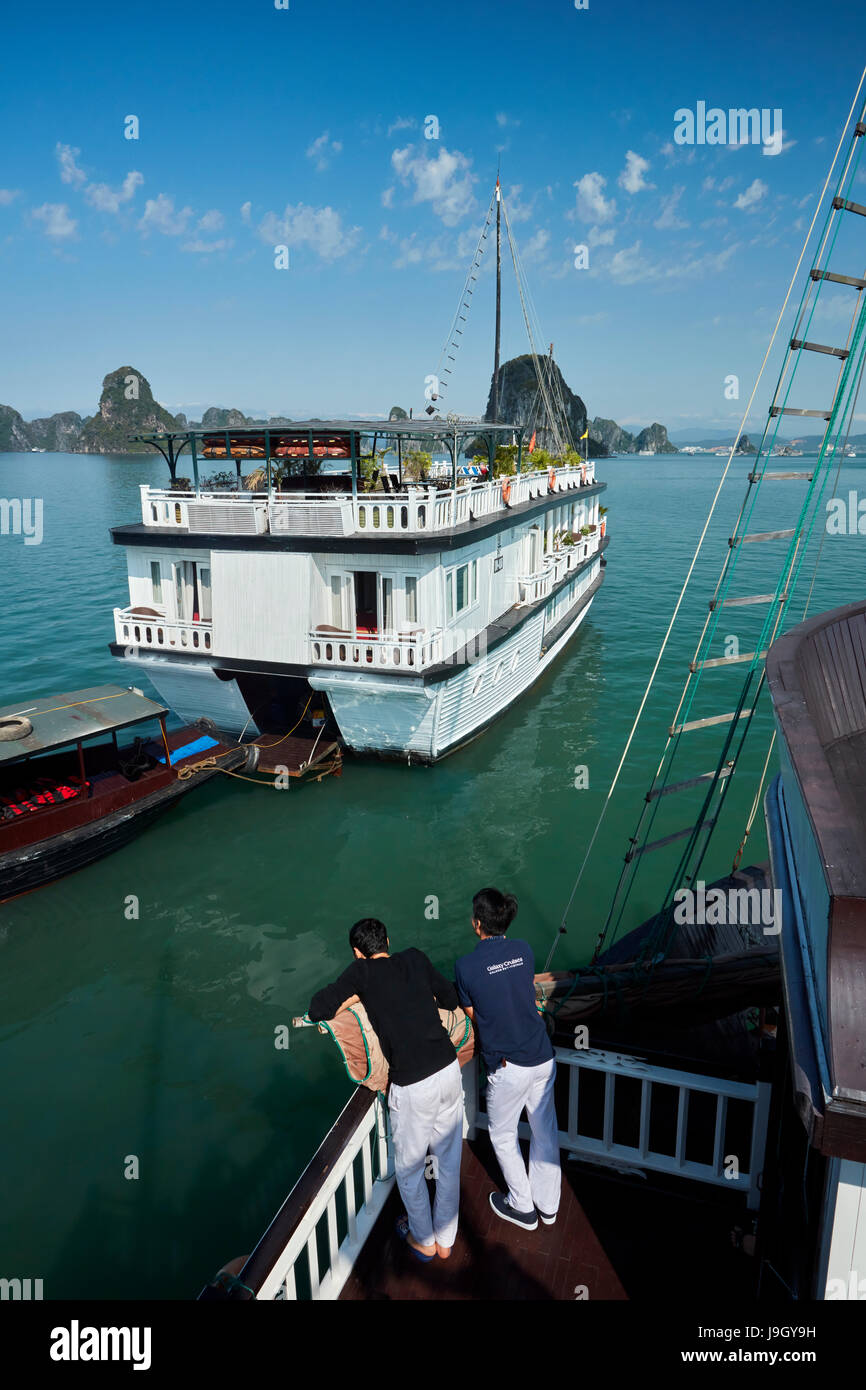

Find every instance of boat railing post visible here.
[351,431,358,513]
[76,740,88,794]
[264,429,271,497]
[190,434,200,497]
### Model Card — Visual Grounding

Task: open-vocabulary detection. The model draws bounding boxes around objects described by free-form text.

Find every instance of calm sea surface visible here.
[0,450,863,1297]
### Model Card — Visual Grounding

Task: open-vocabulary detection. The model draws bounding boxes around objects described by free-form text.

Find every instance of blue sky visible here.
[2,0,865,436]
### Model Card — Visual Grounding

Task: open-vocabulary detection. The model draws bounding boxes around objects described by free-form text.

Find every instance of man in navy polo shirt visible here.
[455,887,561,1231]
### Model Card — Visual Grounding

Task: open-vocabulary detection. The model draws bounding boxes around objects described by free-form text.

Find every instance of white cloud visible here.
[85,170,144,213]
[56,143,87,188]
[387,117,415,137]
[496,112,520,128]
[306,131,343,171]
[503,184,533,223]
[654,186,689,230]
[522,228,549,259]
[574,172,616,223]
[390,145,476,225]
[607,238,738,285]
[587,225,615,248]
[198,209,224,232]
[734,179,768,212]
[257,203,360,260]
[0,189,20,205]
[32,202,77,238]
[181,237,233,254]
[138,194,193,236]
[381,186,394,208]
[618,151,652,194]
[240,201,252,225]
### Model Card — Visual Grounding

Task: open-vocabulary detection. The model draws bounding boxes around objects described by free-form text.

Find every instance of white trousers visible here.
[388,1058,463,1248]
[486,1056,561,1215]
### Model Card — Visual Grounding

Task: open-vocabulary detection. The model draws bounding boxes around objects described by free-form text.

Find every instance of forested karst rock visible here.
[634,423,678,454]
[484,354,605,456]
[0,405,37,451]
[76,367,180,454]
[590,417,635,455]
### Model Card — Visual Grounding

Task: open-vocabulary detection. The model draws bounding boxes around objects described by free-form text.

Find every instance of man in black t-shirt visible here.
[308,918,463,1262]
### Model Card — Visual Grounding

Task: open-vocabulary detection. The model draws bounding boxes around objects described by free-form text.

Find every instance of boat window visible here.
[448,560,477,621]
[405,576,418,624]
[150,561,163,605]
[331,574,344,627]
[199,566,212,623]
[381,577,394,633]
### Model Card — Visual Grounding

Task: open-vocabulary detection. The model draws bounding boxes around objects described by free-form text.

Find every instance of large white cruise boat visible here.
[108,418,608,761]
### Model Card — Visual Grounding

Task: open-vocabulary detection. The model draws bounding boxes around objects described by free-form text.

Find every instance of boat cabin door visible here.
[351,571,393,636]
[173,560,212,624]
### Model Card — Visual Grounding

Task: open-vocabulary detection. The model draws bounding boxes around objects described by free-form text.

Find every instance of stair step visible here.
[790,337,850,359]
[730,528,796,546]
[625,818,717,861]
[709,591,787,610]
[832,195,866,219]
[810,268,866,290]
[671,709,754,735]
[748,470,813,481]
[690,650,767,671]
[769,406,832,420]
[646,765,733,801]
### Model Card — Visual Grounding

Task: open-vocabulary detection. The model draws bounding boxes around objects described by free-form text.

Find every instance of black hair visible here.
[472,887,518,937]
[349,918,389,958]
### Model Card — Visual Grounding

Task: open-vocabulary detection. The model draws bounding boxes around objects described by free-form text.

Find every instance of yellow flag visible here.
[579,429,588,440]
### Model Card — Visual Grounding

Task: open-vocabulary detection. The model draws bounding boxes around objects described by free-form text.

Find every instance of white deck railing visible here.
[114,607,213,653]
[211,1041,769,1302]
[474,1047,770,1210]
[136,465,596,539]
[310,627,444,670]
[517,535,599,603]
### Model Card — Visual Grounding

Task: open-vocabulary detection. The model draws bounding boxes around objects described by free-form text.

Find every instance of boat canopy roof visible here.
[0,684,169,764]
[131,418,523,445]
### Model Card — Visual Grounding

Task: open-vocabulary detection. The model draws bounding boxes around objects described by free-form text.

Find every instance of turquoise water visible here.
[0,450,863,1297]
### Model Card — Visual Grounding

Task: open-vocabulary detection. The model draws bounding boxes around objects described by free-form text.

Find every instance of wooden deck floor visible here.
[339,1134,627,1301]
[253,733,341,780]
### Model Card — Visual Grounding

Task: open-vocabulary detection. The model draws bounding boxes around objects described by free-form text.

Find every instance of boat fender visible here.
[243,744,260,774]
[501,478,512,505]
[548,468,556,491]
[0,716,33,742]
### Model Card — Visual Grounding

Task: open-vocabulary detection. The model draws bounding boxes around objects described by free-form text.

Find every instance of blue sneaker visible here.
[489,1191,538,1230]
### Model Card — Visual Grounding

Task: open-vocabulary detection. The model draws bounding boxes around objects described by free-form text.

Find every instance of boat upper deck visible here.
[122,420,601,545]
[127,463,599,544]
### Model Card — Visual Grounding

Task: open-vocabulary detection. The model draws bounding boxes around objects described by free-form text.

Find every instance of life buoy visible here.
[0,716,32,742]
[600,518,606,538]
[501,477,512,504]
[548,468,556,491]
[580,464,587,484]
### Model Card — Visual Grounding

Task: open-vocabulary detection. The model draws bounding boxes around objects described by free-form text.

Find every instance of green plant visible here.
[579,524,591,536]
[562,531,575,547]
[171,476,192,491]
[201,469,238,491]
[401,449,432,483]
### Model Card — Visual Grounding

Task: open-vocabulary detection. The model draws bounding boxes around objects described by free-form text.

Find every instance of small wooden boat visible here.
[0,684,253,902]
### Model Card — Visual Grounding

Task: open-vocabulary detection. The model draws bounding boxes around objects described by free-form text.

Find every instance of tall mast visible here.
[491,174,502,422]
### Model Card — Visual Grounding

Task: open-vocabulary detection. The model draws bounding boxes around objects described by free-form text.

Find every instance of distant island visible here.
[0,358,680,459]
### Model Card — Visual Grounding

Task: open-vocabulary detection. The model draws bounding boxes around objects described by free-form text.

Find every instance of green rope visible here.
[305,1008,373,1084]
[211,1270,255,1297]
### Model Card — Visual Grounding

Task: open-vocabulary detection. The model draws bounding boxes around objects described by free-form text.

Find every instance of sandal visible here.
[395,1215,435,1262]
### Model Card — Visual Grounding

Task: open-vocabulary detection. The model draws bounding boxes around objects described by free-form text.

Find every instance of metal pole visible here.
[492,176,502,423]
[190,435,200,495]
